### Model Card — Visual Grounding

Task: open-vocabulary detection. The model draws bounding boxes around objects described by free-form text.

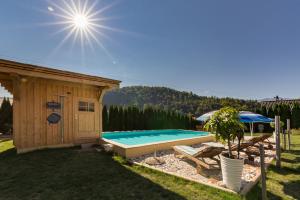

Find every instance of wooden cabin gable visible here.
[0,59,120,153]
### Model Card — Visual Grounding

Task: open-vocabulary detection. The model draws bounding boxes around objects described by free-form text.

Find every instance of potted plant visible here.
[204,107,245,192]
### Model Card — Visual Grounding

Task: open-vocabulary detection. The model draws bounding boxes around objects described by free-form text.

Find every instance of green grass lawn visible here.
[0,140,240,200]
[246,130,300,200]
[0,139,13,152]
[0,132,299,200]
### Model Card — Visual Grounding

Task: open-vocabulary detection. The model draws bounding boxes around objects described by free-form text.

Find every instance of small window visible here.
[88,103,95,112]
[79,101,88,111]
[79,101,95,112]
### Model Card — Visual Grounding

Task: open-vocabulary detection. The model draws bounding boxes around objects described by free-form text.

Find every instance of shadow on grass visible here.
[281,180,300,200]
[281,156,300,164]
[290,144,300,149]
[245,184,282,200]
[246,133,300,199]
[267,164,300,176]
[0,148,186,200]
[246,158,300,199]
[284,149,300,155]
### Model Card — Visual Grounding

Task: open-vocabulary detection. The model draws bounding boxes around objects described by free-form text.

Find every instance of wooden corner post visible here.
[98,87,109,138]
[259,144,267,200]
[275,115,281,168]
[287,119,291,151]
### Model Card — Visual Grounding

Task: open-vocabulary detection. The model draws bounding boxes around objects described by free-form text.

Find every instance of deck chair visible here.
[252,134,274,150]
[248,134,273,146]
[173,143,225,173]
[231,134,272,151]
[231,134,272,160]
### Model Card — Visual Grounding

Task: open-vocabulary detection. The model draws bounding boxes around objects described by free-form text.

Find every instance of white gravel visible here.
[130,143,275,191]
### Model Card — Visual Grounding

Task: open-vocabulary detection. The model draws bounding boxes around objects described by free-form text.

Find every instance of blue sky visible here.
[0,0,299,99]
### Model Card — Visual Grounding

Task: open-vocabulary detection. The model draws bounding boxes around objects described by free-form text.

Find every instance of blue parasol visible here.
[197,110,273,136]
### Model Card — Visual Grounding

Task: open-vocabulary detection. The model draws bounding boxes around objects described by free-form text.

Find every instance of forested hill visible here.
[103,86,258,116]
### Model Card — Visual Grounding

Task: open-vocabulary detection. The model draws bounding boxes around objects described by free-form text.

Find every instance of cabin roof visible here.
[0,59,121,88]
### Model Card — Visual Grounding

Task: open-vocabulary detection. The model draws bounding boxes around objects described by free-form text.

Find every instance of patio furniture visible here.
[173,142,225,173]
[248,134,272,145]
[232,134,272,150]
[231,134,272,160]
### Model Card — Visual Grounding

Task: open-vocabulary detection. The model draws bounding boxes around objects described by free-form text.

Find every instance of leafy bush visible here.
[204,107,245,158]
[270,121,284,129]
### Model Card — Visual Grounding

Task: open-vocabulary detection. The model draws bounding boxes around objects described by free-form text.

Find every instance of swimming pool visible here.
[102,129,209,146]
[101,129,214,158]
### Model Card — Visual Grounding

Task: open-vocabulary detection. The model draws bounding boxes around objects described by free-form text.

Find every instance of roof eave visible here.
[0,59,121,88]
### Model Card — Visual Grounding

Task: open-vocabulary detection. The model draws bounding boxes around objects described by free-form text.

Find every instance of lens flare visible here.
[45,0,119,56]
[73,14,88,29]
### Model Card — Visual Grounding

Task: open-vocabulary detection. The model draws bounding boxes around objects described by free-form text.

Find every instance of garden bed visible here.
[130,143,275,194]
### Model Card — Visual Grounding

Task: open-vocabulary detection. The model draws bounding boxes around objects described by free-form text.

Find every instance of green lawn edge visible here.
[0,131,299,200]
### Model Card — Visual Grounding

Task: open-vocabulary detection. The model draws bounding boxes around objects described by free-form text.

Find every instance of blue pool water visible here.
[102,129,209,146]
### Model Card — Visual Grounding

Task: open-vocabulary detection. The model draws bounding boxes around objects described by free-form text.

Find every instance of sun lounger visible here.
[231,134,272,151]
[231,134,272,160]
[173,143,225,173]
[248,134,273,145]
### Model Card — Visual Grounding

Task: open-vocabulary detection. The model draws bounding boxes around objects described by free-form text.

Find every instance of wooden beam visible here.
[98,87,110,138]
[0,73,12,80]
[0,59,120,88]
[0,65,116,88]
[97,86,110,102]
[11,74,21,101]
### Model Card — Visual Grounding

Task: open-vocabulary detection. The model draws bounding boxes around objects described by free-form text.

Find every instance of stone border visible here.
[239,156,274,195]
[132,155,275,196]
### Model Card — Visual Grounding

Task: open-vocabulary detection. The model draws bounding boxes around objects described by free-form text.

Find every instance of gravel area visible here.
[130,142,275,191]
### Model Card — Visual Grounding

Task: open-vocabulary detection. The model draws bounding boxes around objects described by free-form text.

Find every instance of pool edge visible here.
[101,134,215,158]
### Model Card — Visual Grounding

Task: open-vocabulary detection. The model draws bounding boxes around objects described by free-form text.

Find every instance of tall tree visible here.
[103,86,258,116]
[103,105,197,131]
[0,98,13,134]
[108,106,115,131]
[102,105,108,131]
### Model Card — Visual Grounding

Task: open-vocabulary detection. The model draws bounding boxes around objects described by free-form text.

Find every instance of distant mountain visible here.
[103,86,258,116]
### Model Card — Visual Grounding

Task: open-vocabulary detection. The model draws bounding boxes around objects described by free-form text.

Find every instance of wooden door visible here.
[46,93,61,145]
[75,98,99,139]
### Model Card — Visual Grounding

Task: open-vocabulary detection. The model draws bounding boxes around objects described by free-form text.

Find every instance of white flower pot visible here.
[220,154,244,192]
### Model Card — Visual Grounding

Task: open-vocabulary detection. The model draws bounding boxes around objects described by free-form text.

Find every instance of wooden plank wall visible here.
[13,78,101,151]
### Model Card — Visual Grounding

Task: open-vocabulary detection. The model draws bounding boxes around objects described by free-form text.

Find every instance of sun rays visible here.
[44,0,118,61]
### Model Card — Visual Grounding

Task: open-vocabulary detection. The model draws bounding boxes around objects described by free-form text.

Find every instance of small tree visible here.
[204,107,245,159]
[270,121,284,129]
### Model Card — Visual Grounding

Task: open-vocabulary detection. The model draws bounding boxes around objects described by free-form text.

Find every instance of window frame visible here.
[78,101,95,112]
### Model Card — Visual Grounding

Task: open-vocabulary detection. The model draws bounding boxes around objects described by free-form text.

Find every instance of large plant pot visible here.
[220,153,244,192]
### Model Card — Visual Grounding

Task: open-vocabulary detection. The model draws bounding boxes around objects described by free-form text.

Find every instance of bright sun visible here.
[73,14,89,29]
[46,0,118,52]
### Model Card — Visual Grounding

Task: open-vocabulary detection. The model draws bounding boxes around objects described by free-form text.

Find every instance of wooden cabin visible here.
[0,59,120,153]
